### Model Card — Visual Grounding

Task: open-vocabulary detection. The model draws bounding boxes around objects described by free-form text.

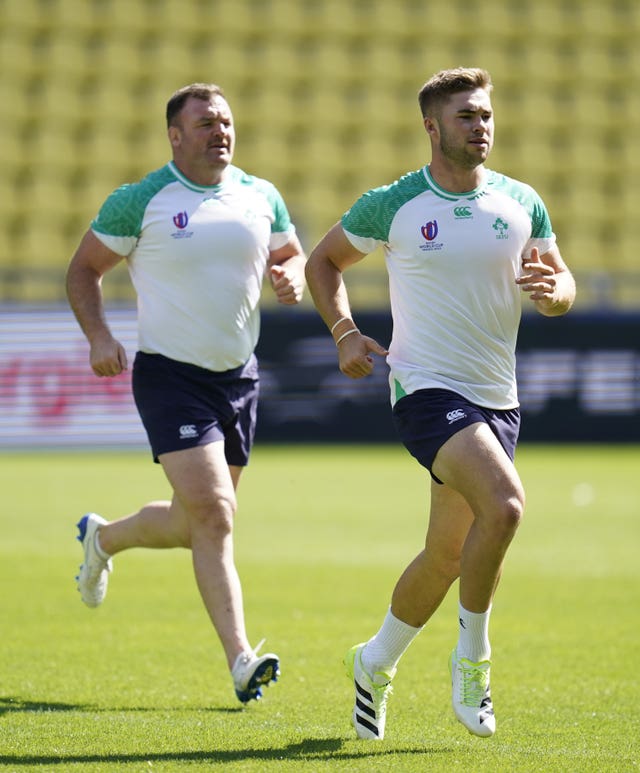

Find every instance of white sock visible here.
[457,602,492,662]
[361,607,422,676]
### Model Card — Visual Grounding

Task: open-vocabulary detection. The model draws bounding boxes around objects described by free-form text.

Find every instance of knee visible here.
[185,489,237,541]
[494,490,525,538]
[429,549,462,586]
[440,553,462,585]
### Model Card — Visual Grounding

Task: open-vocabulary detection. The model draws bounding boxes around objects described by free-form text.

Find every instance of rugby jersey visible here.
[91,162,295,371]
[342,166,556,409]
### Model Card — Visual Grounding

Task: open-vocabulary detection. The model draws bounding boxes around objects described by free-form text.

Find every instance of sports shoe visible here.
[344,643,395,740]
[76,513,112,608]
[449,648,496,737]
[232,639,280,703]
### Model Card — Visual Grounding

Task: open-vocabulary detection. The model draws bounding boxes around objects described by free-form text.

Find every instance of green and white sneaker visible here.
[449,648,496,737]
[76,513,112,608]
[344,643,395,740]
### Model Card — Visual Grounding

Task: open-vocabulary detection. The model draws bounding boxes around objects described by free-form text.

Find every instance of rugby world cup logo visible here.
[421,220,438,241]
[173,211,189,229]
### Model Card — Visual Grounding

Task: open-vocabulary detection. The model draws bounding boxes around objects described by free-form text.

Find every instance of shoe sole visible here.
[235,656,280,703]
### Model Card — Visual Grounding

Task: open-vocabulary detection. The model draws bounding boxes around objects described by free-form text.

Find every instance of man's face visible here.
[431,88,494,169]
[170,95,235,172]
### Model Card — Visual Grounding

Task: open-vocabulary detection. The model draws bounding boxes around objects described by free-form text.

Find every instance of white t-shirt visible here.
[342,166,556,409]
[91,162,295,371]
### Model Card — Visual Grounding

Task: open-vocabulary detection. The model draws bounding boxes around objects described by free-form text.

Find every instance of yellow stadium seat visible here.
[318,0,377,40]
[1,0,53,32]
[50,0,108,36]
[44,33,94,81]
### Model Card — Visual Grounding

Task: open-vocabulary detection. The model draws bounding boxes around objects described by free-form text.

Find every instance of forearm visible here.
[535,269,576,317]
[305,255,354,331]
[66,263,113,344]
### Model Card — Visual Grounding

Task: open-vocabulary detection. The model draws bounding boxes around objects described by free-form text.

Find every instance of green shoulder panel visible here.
[91,165,176,237]
[342,169,429,242]
[233,166,292,233]
[486,170,553,238]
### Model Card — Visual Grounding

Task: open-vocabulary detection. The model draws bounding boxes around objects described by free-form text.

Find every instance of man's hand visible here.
[517,247,558,302]
[89,334,128,377]
[270,264,304,305]
[337,331,389,379]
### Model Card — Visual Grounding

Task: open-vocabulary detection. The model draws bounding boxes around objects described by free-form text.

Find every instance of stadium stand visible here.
[0,0,639,307]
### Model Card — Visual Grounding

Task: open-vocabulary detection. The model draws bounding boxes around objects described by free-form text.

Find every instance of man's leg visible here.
[348,474,475,740]
[389,482,474,628]
[431,421,524,614]
[152,442,249,669]
[432,421,525,737]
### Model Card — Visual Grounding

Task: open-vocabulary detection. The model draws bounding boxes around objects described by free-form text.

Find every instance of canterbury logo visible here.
[179,424,197,439]
[453,206,472,218]
[446,409,466,424]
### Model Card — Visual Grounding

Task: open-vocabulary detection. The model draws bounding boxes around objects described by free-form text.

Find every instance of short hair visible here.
[166,83,226,128]
[418,68,492,118]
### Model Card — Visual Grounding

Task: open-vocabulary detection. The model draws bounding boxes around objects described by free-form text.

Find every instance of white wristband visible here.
[335,327,359,346]
[330,316,352,334]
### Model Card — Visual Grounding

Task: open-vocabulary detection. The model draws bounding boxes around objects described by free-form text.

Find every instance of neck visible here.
[173,159,228,187]
[427,160,485,194]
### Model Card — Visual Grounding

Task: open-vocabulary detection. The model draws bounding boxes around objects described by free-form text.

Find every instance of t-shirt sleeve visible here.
[90,184,144,257]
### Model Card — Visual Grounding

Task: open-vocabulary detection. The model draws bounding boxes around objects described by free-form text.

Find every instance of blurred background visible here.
[1,0,639,308]
[1,0,639,448]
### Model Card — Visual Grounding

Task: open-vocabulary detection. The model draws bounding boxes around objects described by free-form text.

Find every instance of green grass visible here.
[1,445,639,772]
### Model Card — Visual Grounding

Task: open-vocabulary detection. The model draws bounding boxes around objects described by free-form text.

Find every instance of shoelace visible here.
[237,638,266,667]
[459,661,490,707]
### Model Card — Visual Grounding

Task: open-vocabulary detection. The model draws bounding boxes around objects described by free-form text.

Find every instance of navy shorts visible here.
[132,352,259,465]
[392,388,520,484]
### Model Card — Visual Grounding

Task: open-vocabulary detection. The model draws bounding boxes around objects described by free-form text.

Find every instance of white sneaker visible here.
[232,639,280,703]
[450,648,496,737]
[76,513,112,608]
[345,643,395,740]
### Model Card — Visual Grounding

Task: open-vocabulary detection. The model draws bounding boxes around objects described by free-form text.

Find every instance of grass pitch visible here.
[1,444,638,772]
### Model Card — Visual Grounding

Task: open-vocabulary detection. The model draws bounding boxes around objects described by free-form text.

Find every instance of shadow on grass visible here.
[0,738,444,766]
[0,696,243,715]
[0,697,452,763]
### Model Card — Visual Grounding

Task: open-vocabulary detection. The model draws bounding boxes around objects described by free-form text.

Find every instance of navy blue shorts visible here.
[132,352,259,465]
[392,388,520,484]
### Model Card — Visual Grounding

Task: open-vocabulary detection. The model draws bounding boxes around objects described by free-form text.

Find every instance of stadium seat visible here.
[0,0,637,288]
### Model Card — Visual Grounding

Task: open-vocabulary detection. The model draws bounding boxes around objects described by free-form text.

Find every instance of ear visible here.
[168,125,181,149]
[424,116,438,137]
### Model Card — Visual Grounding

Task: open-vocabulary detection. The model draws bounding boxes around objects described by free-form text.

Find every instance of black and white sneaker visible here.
[344,643,395,740]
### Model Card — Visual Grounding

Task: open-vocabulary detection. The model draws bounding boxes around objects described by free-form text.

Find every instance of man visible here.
[66,83,306,704]
[305,68,575,739]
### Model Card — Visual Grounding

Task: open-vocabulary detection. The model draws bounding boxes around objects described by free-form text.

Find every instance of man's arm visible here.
[305,223,388,378]
[267,231,307,305]
[517,245,576,317]
[66,229,129,376]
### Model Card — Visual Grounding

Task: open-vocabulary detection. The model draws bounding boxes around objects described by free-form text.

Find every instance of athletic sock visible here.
[361,607,423,676]
[457,602,492,662]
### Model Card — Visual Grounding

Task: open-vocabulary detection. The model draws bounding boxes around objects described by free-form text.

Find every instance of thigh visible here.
[432,422,524,518]
[425,480,475,563]
[160,441,236,517]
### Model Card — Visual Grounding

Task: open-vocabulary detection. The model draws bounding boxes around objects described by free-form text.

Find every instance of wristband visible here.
[335,328,359,346]
[330,316,352,335]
